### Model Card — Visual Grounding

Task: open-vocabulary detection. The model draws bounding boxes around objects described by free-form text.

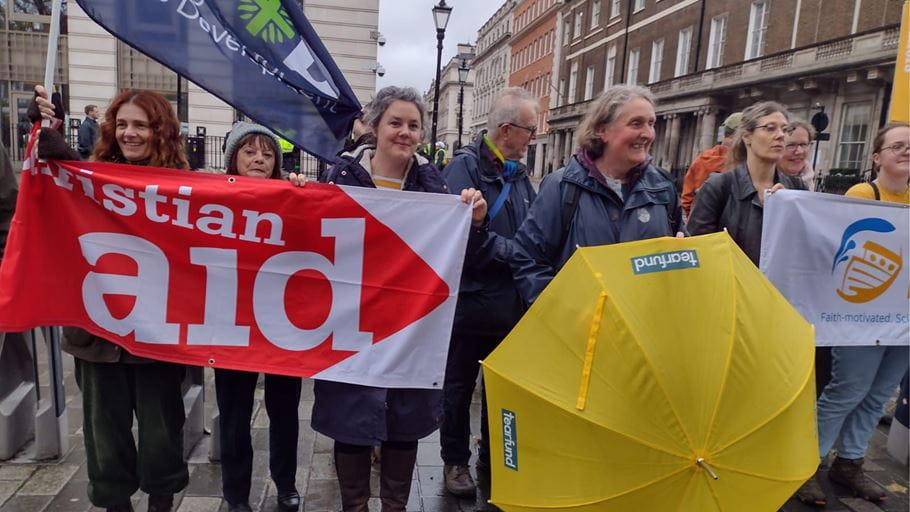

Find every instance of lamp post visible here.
[456,60,469,148]
[430,0,452,161]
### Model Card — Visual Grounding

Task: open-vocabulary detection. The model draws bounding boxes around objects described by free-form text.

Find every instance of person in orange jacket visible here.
[681,112,742,215]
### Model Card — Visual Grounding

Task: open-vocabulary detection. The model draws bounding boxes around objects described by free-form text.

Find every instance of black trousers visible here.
[440,330,503,467]
[74,358,188,508]
[214,369,302,505]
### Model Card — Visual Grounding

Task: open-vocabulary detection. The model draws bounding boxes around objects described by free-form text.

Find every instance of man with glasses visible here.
[439,87,539,500]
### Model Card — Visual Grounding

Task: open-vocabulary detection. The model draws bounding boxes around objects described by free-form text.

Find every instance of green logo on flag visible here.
[239,0,297,44]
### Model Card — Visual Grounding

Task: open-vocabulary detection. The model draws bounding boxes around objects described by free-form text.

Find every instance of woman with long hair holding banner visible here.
[33,85,189,512]
[795,122,909,506]
[214,122,302,512]
[289,85,483,512]
[687,101,807,264]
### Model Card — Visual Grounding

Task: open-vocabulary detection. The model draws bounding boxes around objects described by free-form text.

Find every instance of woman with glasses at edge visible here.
[793,122,909,507]
[687,101,806,266]
[778,119,816,191]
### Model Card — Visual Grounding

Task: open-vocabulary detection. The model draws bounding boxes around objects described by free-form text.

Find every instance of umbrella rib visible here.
[494,465,693,509]
[708,461,817,483]
[482,364,692,460]
[711,356,814,455]
[701,237,740,451]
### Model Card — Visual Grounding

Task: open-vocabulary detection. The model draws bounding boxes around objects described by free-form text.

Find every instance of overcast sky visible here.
[376,0,502,94]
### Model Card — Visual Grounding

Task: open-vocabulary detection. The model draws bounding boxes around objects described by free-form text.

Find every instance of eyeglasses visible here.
[785,143,810,151]
[882,142,910,155]
[755,123,793,135]
[504,122,537,138]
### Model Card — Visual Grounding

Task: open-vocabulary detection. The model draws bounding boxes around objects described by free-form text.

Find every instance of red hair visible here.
[91,89,189,170]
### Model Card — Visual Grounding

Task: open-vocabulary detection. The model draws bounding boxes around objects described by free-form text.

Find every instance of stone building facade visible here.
[509,0,561,175]
[546,0,902,179]
[470,1,516,139]
[424,51,475,156]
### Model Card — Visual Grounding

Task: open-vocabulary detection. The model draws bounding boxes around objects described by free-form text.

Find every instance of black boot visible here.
[828,457,886,503]
[334,445,372,512]
[147,494,173,512]
[379,443,417,512]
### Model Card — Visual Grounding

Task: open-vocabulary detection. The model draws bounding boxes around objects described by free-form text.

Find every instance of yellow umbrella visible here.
[482,232,818,511]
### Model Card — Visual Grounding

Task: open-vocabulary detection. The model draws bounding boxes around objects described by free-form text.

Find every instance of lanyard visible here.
[483,135,518,220]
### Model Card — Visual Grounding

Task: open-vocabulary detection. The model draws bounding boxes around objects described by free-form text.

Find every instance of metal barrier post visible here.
[0,332,38,460]
[32,326,68,460]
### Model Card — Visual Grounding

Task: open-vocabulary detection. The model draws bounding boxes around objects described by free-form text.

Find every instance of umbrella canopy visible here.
[482,232,818,511]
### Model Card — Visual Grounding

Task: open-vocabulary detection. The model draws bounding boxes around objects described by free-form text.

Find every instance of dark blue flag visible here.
[75,0,362,160]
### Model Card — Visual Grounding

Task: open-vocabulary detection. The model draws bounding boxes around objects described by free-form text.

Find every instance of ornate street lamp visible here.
[429,0,452,161]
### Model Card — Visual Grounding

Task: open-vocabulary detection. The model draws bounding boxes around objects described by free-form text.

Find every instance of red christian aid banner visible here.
[0,160,470,389]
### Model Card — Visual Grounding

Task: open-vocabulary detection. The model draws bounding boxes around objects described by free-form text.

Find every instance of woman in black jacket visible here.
[214,122,302,512]
[687,101,806,265]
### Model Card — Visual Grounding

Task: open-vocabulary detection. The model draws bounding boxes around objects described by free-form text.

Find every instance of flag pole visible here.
[42,0,63,126]
[33,0,70,461]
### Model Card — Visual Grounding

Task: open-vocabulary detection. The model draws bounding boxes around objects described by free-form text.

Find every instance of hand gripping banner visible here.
[0,160,470,388]
[761,190,909,346]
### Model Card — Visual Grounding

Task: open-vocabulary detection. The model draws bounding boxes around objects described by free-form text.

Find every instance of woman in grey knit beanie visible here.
[223,121,284,179]
[216,120,302,512]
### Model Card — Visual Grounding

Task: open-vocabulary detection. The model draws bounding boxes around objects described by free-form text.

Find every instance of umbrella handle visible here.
[696,458,719,480]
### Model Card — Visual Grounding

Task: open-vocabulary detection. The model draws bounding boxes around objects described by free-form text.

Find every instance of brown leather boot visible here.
[828,457,886,503]
[334,448,372,512]
[379,444,417,512]
[443,464,476,498]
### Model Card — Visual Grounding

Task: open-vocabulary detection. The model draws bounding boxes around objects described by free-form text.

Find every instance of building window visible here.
[605,45,617,90]
[558,78,566,106]
[584,65,595,100]
[634,0,645,13]
[611,0,621,18]
[574,11,583,39]
[836,102,873,171]
[568,62,579,103]
[591,0,601,29]
[628,48,640,85]
[564,19,572,45]
[706,14,727,69]
[745,0,769,60]
[649,39,664,83]
[675,27,692,77]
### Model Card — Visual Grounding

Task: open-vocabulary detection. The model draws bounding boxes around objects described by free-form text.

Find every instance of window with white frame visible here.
[745,0,769,60]
[611,0,621,18]
[564,19,572,45]
[558,78,566,106]
[605,45,617,89]
[634,0,644,12]
[568,62,579,103]
[574,10,583,38]
[675,27,692,77]
[628,48,640,85]
[706,14,727,69]
[836,102,873,170]
[584,65,595,100]
[649,39,664,83]
[592,0,601,28]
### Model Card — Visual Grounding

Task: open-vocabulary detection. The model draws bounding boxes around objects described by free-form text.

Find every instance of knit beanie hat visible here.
[223,121,283,177]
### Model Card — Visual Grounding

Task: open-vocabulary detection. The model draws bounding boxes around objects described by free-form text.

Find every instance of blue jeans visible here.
[816,345,909,460]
